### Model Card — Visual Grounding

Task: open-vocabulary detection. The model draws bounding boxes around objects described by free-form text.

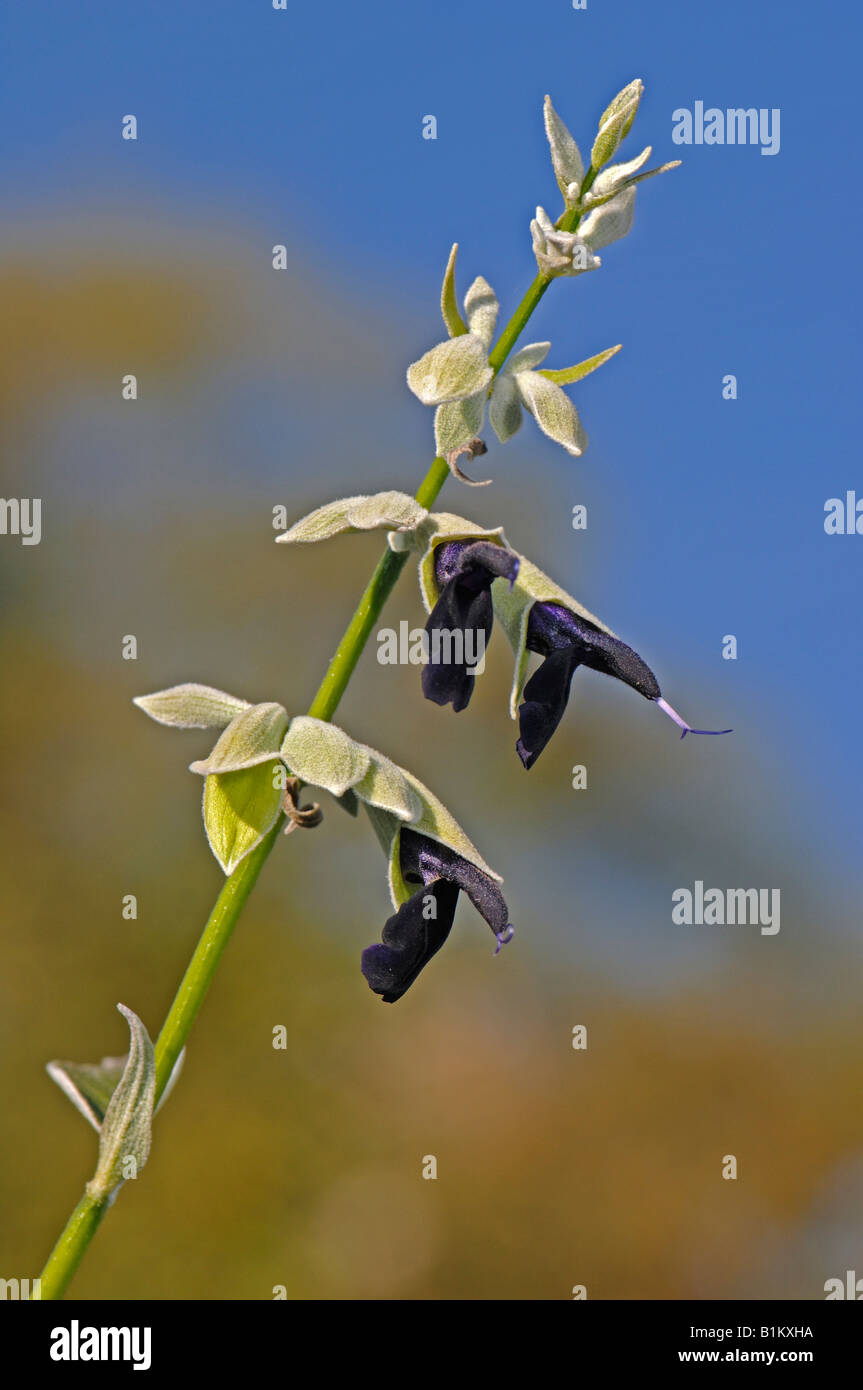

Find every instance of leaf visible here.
[515,371,588,457]
[202,762,283,874]
[544,95,585,202]
[579,186,637,252]
[488,374,524,444]
[406,335,492,406]
[434,390,486,457]
[539,344,622,386]
[280,716,370,797]
[133,683,249,730]
[440,242,467,337]
[463,276,499,351]
[189,703,289,775]
[87,1005,156,1202]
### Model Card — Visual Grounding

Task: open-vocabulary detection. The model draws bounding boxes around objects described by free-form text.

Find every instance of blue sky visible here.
[3,0,861,915]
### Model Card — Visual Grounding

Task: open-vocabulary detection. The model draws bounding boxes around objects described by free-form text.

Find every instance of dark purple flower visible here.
[517,601,732,769]
[361,827,514,1002]
[422,539,519,712]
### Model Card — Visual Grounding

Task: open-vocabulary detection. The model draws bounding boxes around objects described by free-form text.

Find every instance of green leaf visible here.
[539,344,622,386]
[463,276,499,351]
[440,242,467,337]
[515,371,588,457]
[280,716,370,797]
[202,762,283,874]
[87,1005,156,1202]
[407,335,492,406]
[543,95,585,203]
[189,703,289,775]
[133,684,249,730]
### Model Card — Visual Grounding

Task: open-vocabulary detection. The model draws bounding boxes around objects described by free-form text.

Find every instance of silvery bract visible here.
[579,186,637,252]
[48,1047,184,1133]
[530,207,602,279]
[543,94,585,206]
[135,682,505,897]
[87,1006,156,1203]
[407,240,622,463]
[277,715,513,1000]
[132,683,250,730]
[136,690,290,873]
[406,333,492,407]
[275,492,428,545]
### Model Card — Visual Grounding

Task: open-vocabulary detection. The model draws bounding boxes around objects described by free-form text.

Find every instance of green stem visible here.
[37,202,584,1297]
[37,1192,107,1301]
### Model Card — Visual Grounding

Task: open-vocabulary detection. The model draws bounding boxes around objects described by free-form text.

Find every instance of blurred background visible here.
[1,0,861,1299]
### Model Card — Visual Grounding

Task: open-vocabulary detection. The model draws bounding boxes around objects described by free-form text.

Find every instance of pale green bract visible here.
[87,1005,156,1203]
[48,1049,184,1133]
[132,683,249,730]
[406,334,492,406]
[189,702,289,774]
[201,762,284,874]
[275,491,428,545]
[579,186,637,252]
[543,94,585,205]
[134,683,501,887]
[590,78,644,170]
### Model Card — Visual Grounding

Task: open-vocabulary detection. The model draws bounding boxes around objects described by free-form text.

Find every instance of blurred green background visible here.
[2,1,862,1300]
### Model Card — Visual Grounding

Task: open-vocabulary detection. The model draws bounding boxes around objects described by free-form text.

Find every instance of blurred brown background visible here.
[1,214,862,1300]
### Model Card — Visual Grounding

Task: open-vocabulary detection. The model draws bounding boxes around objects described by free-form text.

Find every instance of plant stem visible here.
[37,1192,107,1301]
[37,203,586,1296]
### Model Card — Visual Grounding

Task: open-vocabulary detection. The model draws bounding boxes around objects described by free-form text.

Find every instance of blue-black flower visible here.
[361,827,514,1002]
[516,600,730,769]
[422,539,519,712]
